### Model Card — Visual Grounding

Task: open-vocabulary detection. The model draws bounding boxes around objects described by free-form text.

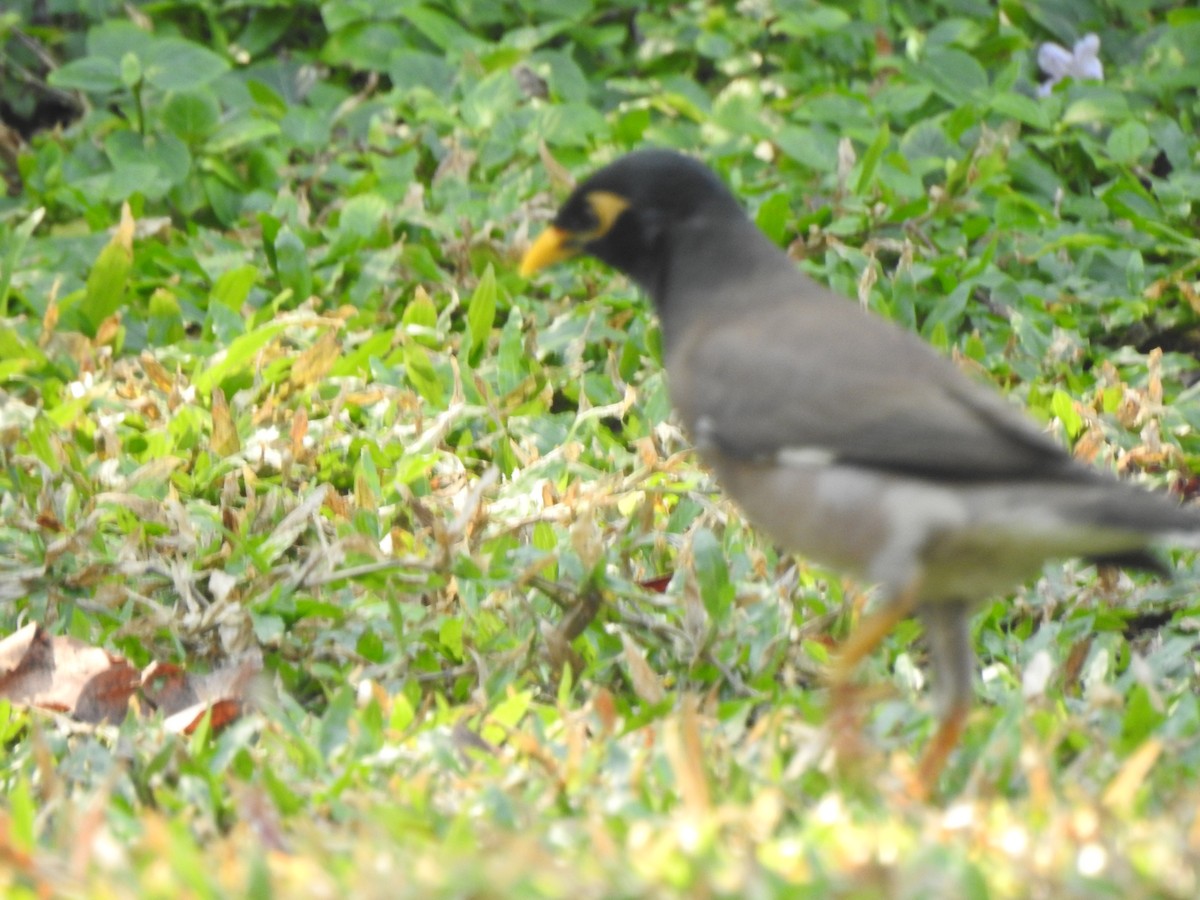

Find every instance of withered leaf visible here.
[290,329,341,391]
[143,655,261,734]
[0,624,138,724]
[211,386,241,456]
[621,633,665,705]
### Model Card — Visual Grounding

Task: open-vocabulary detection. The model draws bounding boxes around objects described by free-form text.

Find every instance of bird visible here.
[519,148,1199,797]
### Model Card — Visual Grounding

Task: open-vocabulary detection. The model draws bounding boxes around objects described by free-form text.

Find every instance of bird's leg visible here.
[909,600,974,801]
[827,582,919,766]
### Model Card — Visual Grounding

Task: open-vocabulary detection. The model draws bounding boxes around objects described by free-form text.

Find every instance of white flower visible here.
[1037,33,1103,97]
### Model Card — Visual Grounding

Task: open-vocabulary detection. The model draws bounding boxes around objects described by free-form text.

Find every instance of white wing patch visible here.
[694,414,836,467]
[776,446,837,467]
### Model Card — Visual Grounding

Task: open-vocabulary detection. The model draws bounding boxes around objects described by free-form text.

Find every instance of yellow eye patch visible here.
[583,191,630,238]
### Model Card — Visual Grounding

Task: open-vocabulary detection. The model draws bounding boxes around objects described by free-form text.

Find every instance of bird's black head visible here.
[520,149,743,290]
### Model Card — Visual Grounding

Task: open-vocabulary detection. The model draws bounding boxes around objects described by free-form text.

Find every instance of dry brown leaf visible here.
[592,687,618,737]
[540,619,574,679]
[681,571,708,650]
[874,27,893,56]
[211,387,240,456]
[94,313,122,347]
[35,509,63,532]
[537,139,574,190]
[163,698,243,735]
[341,388,387,408]
[621,633,665,705]
[0,623,47,678]
[41,292,59,342]
[261,485,327,563]
[1147,347,1163,406]
[1103,738,1162,811]
[570,510,602,573]
[634,436,659,467]
[73,664,141,724]
[433,142,475,185]
[94,492,167,522]
[639,574,673,594]
[354,467,377,513]
[139,351,174,392]
[664,696,711,815]
[1060,635,1094,694]
[1071,427,1107,464]
[125,456,184,490]
[0,624,138,724]
[290,405,309,460]
[323,490,350,519]
[140,661,198,713]
[289,329,341,391]
[1180,279,1200,315]
[143,656,261,734]
[63,564,112,589]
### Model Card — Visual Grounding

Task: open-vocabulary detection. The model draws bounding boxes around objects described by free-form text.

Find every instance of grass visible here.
[2,0,1200,895]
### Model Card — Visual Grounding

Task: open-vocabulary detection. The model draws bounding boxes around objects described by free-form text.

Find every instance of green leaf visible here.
[481,689,533,745]
[387,49,456,97]
[357,629,386,663]
[212,266,260,311]
[274,226,313,300]
[497,310,527,397]
[142,38,230,91]
[855,125,891,194]
[691,528,734,618]
[207,118,282,154]
[402,289,441,347]
[86,20,155,62]
[47,57,122,93]
[120,51,142,88]
[162,91,221,142]
[334,194,389,249]
[754,192,790,246]
[401,5,479,51]
[439,616,464,659]
[1126,250,1145,296]
[403,340,446,406]
[8,777,34,854]
[74,208,134,335]
[771,3,851,36]
[989,91,1050,130]
[0,206,44,317]
[105,131,192,198]
[1062,88,1130,125]
[193,320,290,393]
[318,688,354,761]
[911,48,989,106]
[1050,389,1082,439]
[465,265,497,367]
[147,289,185,346]
[1107,121,1151,165]
[0,325,48,383]
[1120,684,1166,749]
[324,22,408,71]
[776,125,840,172]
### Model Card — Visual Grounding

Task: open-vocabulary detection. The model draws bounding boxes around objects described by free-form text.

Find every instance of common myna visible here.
[520,148,1200,796]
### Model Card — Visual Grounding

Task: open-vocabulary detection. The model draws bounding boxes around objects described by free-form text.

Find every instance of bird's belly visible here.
[707,457,917,584]
[705,457,1147,605]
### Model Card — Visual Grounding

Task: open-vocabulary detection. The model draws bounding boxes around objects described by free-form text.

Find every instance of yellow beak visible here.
[520,226,577,277]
